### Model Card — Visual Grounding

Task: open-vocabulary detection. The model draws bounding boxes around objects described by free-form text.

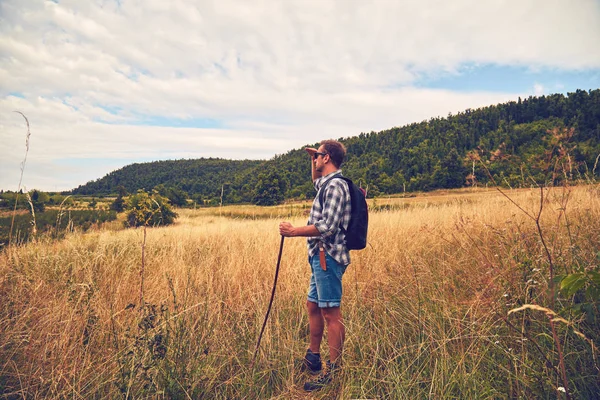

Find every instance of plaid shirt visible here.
[307,170,352,265]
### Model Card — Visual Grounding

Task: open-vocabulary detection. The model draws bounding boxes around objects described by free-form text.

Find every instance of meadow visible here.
[1,185,599,399]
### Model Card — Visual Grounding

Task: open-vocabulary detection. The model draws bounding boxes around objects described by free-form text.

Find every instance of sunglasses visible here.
[313,152,328,159]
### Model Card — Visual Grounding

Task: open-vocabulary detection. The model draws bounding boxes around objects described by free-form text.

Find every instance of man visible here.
[279,139,351,392]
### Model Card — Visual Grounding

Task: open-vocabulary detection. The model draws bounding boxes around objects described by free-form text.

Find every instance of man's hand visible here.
[279,222,296,237]
[280,222,321,237]
[305,147,317,157]
[306,147,321,181]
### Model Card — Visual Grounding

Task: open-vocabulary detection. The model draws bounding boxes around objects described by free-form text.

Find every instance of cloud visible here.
[1,0,599,190]
[533,83,545,96]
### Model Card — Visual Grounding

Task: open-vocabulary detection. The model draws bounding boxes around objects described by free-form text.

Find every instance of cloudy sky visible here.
[1,0,599,191]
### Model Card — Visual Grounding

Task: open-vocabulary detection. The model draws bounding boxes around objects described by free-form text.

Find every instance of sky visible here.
[1,0,599,192]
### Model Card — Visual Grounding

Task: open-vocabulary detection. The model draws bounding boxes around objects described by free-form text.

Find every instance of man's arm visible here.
[305,147,322,182]
[280,180,348,238]
[279,222,320,237]
[279,147,326,237]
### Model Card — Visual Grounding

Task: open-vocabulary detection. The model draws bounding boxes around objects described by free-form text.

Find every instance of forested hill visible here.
[73,89,600,203]
[72,158,263,200]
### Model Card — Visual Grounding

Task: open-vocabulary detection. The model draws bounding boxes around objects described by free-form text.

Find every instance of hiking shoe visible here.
[301,349,322,375]
[303,360,338,392]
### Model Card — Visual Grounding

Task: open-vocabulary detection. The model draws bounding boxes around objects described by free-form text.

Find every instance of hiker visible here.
[279,139,351,392]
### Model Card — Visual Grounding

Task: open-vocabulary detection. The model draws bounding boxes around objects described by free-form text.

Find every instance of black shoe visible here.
[303,361,338,392]
[301,349,322,375]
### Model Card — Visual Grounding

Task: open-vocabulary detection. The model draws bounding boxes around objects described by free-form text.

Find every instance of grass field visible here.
[1,185,599,399]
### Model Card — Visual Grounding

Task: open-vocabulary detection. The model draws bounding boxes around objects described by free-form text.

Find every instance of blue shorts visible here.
[307,253,348,308]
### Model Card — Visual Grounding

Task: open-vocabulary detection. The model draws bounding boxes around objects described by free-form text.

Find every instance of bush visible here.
[125,190,178,228]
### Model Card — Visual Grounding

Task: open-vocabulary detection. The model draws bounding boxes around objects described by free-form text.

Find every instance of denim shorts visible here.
[307,253,348,308]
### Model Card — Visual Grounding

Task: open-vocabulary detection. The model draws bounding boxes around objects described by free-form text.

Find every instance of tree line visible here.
[71,89,600,205]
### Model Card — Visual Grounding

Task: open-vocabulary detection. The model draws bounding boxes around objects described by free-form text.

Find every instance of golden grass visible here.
[1,185,599,398]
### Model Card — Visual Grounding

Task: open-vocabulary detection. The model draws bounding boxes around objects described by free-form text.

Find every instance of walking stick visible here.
[250,235,285,368]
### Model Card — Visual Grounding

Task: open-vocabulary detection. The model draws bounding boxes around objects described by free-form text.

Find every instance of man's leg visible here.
[321,307,345,364]
[307,300,324,353]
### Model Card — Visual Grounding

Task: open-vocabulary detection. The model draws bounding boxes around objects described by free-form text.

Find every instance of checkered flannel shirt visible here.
[307,170,352,266]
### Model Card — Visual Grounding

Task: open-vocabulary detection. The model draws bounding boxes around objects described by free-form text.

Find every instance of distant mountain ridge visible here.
[72,158,263,201]
[73,89,600,203]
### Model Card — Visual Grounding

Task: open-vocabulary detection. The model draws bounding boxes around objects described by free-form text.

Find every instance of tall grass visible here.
[1,186,599,398]
[8,112,31,245]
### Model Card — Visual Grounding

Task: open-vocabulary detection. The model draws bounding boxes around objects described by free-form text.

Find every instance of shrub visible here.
[125,190,178,228]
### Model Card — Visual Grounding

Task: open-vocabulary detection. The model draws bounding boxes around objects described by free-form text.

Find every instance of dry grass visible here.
[1,185,599,398]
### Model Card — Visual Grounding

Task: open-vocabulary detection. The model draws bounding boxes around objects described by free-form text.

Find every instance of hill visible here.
[72,158,263,203]
[73,89,600,202]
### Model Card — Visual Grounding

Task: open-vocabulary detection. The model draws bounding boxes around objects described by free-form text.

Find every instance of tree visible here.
[166,187,188,207]
[431,149,466,189]
[110,185,128,212]
[110,190,126,212]
[376,172,395,194]
[125,190,178,227]
[153,184,188,207]
[29,189,48,213]
[116,185,128,197]
[253,171,287,206]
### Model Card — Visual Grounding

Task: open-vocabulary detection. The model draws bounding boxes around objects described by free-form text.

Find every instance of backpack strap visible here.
[317,174,348,234]
[317,174,343,208]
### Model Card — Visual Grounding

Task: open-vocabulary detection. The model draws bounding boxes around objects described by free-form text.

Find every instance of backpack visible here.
[318,175,368,250]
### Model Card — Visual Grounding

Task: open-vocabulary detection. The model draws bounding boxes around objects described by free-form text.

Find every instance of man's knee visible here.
[306,300,320,315]
[321,307,342,324]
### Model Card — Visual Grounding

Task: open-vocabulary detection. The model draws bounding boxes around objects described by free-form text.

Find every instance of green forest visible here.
[72,89,600,204]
